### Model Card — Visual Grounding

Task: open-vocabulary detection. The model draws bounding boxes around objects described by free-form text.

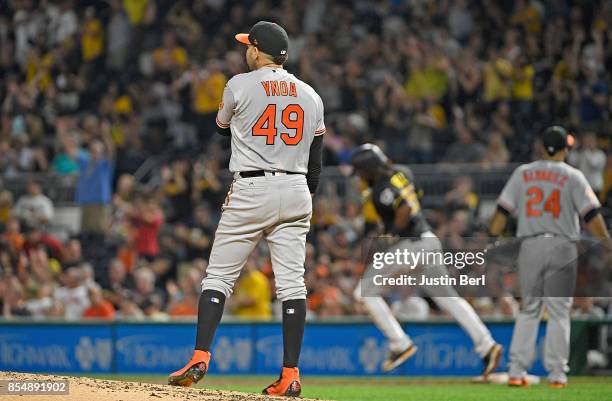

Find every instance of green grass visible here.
[89,375,612,401]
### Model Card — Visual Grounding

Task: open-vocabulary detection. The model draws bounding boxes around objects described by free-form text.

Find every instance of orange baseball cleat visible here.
[507,377,529,387]
[262,367,301,397]
[168,350,210,387]
[548,381,567,389]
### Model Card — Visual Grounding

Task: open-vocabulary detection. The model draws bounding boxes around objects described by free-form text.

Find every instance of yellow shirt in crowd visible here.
[81,19,104,61]
[233,270,272,319]
[405,66,448,100]
[512,64,534,101]
[25,52,53,90]
[123,0,150,25]
[193,72,228,114]
[511,5,542,33]
[483,58,513,102]
[152,47,188,71]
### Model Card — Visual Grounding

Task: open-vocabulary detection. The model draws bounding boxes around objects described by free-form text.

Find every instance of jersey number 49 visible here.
[252,104,304,146]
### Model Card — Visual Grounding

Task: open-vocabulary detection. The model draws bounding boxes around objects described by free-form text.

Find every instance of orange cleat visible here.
[548,381,567,389]
[508,377,529,387]
[168,350,210,387]
[262,367,301,397]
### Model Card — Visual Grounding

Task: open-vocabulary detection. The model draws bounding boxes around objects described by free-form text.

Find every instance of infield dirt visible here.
[0,371,329,401]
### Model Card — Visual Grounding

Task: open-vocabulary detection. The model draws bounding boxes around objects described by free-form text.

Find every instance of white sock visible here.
[362,296,412,352]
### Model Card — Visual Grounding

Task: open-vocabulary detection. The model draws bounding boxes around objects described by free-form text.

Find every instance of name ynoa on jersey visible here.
[261,80,298,97]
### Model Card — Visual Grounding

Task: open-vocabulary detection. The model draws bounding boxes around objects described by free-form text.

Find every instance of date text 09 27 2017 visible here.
[0,380,69,395]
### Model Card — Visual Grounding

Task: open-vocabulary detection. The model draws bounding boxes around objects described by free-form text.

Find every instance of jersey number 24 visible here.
[526,187,560,218]
[252,104,304,145]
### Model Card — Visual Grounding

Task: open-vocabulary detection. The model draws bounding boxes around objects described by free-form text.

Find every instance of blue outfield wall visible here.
[0,320,552,376]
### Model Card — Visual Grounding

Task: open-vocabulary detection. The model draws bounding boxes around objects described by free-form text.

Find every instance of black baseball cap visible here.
[235,21,289,59]
[351,143,390,173]
[542,126,575,155]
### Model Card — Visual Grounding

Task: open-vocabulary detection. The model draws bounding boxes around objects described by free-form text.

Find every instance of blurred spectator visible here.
[53,267,90,320]
[52,127,84,176]
[192,157,225,210]
[568,133,607,196]
[106,0,131,71]
[13,181,54,227]
[497,295,520,318]
[228,256,272,319]
[23,224,63,260]
[166,266,201,317]
[445,176,479,214]
[1,217,24,252]
[572,297,605,318]
[443,122,485,164]
[130,267,164,310]
[118,299,144,320]
[175,204,212,261]
[24,284,54,318]
[127,197,164,259]
[173,59,227,140]
[161,159,191,223]
[578,60,608,131]
[101,258,134,307]
[61,238,83,269]
[1,276,31,317]
[80,7,104,64]
[481,132,511,168]
[83,285,116,319]
[111,173,136,234]
[511,53,535,117]
[152,31,188,78]
[51,1,78,45]
[0,191,15,226]
[74,131,114,234]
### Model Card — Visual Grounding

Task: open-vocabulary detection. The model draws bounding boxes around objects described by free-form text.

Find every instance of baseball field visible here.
[3,372,611,401]
[122,375,612,401]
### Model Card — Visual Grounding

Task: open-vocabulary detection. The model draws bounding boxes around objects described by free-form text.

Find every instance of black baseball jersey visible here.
[370,165,431,237]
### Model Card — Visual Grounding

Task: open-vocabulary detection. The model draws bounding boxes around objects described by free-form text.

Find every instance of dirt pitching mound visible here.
[0,371,330,401]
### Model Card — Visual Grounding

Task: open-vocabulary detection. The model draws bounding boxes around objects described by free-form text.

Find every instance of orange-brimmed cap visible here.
[234,21,288,58]
[235,33,251,45]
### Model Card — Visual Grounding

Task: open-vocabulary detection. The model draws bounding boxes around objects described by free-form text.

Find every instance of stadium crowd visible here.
[0,0,611,323]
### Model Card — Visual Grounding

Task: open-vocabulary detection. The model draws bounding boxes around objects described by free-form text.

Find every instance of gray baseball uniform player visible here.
[489,126,610,388]
[169,21,325,397]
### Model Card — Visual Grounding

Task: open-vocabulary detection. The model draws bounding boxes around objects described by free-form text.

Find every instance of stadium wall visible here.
[0,319,601,376]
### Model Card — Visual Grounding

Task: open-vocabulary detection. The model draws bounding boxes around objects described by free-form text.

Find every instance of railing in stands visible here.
[1,164,518,206]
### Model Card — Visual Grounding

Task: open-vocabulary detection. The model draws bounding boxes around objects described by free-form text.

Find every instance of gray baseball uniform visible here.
[498,160,600,382]
[203,66,325,302]
[216,67,325,173]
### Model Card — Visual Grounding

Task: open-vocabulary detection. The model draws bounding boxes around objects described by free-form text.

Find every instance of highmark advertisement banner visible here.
[0,321,552,375]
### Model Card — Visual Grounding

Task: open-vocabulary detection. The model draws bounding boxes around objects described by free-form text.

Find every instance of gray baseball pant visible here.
[509,236,577,383]
[201,173,312,301]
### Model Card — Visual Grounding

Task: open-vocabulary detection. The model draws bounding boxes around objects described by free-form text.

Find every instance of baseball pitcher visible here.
[489,126,610,388]
[169,21,325,397]
[351,144,503,376]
